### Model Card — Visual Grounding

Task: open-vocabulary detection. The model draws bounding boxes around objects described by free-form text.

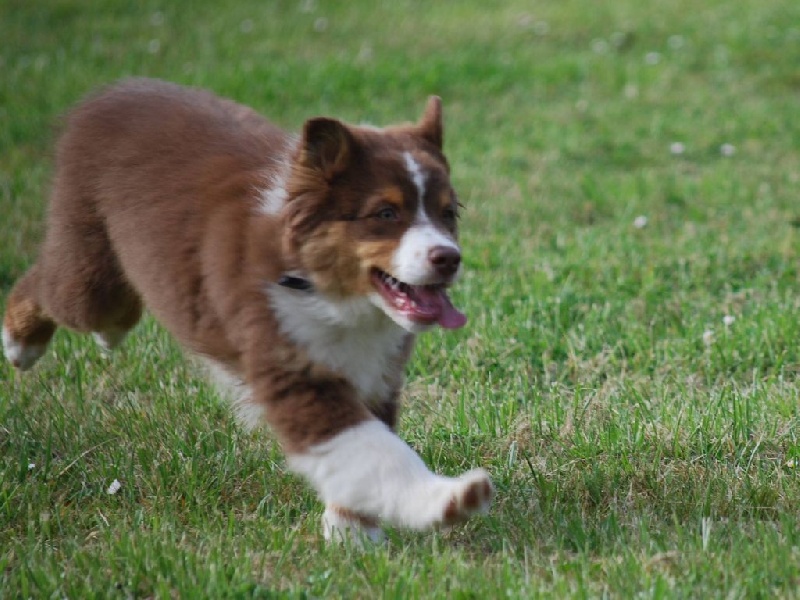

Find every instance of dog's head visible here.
[280,97,466,333]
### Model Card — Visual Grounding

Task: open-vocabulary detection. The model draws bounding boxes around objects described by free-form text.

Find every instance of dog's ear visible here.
[417,96,443,149]
[299,118,353,180]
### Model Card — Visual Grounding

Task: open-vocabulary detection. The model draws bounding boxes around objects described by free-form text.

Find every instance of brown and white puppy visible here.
[2,78,493,542]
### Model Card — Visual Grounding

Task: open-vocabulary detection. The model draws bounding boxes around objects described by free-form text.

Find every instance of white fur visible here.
[257,168,289,215]
[2,325,46,371]
[203,359,262,429]
[256,140,298,216]
[288,420,493,530]
[258,173,288,216]
[92,329,128,354]
[391,152,460,286]
[267,285,408,401]
[391,207,459,286]
[404,151,426,202]
[322,506,385,545]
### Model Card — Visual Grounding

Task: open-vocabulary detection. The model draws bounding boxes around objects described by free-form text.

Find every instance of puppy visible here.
[2,79,493,542]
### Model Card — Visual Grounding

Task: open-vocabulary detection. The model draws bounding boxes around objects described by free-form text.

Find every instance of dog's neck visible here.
[266,284,410,403]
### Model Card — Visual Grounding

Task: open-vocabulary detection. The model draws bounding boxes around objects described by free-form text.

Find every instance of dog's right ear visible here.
[416,96,443,149]
[299,118,353,181]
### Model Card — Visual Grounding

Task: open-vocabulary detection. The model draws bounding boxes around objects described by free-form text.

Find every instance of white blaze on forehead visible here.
[390,155,459,285]
[403,151,426,202]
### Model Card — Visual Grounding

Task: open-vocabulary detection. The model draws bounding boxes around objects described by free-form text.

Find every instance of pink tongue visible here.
[413,287,468,330]
[437,295,468,329]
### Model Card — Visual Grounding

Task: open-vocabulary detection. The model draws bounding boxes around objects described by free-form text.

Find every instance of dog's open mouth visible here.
[371,269,467,329]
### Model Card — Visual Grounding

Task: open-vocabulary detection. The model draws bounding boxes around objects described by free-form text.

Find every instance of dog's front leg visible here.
[321,504,385,544]
[287,420,494,541]
[245,332,493,543]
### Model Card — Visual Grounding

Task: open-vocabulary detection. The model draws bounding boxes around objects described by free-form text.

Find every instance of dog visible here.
[2,78,493,542]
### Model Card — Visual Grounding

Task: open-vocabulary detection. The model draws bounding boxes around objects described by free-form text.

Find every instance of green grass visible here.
[2,0,800,597]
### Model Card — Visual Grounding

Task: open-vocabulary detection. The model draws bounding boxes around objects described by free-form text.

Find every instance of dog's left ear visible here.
[417,96,443,149]
[300,117,353,180]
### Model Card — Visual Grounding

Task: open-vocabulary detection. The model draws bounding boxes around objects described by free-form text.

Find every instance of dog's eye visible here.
[442,207,458,221]
[375,207,399,221]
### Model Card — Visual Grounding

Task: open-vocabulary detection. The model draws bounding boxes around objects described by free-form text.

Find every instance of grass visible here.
[2,0,800,596]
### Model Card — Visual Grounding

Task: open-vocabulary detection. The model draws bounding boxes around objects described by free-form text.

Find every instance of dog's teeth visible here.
[378,271,411,295]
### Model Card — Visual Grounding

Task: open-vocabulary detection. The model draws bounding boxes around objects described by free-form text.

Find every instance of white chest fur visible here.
[267,285,409,402]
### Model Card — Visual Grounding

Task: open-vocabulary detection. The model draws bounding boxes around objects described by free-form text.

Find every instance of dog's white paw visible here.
[92,329,128,354]
[438,468,495,526]
[375,467,495,530]
[323,505,385,546]
[2,326,46,371]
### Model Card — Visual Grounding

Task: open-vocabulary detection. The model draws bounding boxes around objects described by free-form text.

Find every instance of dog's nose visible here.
[428,246,461,278]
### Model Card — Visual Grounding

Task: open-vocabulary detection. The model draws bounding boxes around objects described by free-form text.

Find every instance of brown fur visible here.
[3,78,455,455]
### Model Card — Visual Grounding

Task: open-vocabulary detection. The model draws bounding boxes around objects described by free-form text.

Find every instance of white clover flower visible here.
[147,39,161,54]
[357,43,374,62]
[107,479,122,495]
[668,35,685,50]
[723,315,735,326]
[720,143,736,157]
[645,52,661,65]
[610,31,627,47]
[592,39,609,54]
[28,463,36,470]
[670,142,685,155]
[702,330,714,345]
[633,215,648,229]
[533,21,550,36]
[313,17,329,32]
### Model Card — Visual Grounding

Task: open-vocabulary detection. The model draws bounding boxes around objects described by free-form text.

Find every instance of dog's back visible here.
[20,80,288,358]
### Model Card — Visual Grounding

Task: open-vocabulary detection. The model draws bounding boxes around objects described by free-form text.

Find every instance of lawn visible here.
[2,0,800,597]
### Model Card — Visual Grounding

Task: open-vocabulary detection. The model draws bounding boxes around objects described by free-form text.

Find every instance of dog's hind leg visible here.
[37,207,142,357]
[3,265,57,370]
[3,249,142,370]
[3,190,142,370]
